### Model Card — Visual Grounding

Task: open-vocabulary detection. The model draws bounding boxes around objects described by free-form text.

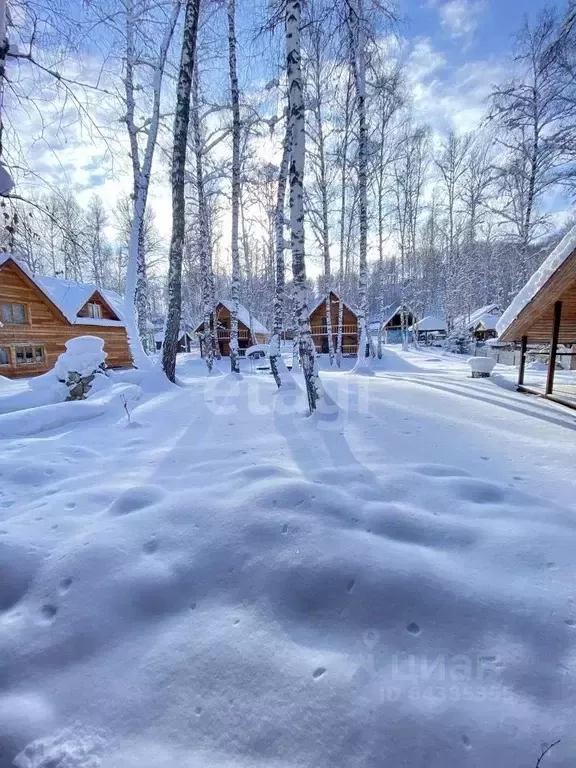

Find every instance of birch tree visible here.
[304,9,336,365]
[162,0,201,382]
[270,117,291,388]
[489,8,576,289]
[286,0,322,413]
[191,62,215,372]
[347,0,371,373]
[227,0,241,373]
[122,0,182,365]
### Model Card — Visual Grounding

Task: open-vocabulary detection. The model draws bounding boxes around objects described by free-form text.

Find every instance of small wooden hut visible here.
[497,229,576,409]
[410,315,447,344]
[194,300,269,357]
[309,291,358,355]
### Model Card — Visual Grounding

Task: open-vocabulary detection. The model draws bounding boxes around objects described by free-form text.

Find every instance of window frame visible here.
[0,346,11,366]
[1,302,28,325]
[87,302,103,319]
[13,345,45,366]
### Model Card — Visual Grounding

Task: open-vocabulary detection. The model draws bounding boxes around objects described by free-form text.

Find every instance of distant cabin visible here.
[498,231,576,409]
[380,305,416,343]
[0,254,131,378]
[454,304,502,340]
[194,300,269,357]
[309,291,358,355]
[154,329,193,353]
[410,315,447,343]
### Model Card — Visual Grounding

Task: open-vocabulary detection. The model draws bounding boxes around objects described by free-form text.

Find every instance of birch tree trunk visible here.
[123,0,181,369]
[286,0,321,413]
[162,0,201,382]
[228,0,241,373]
[348,0,372,373]
[336,73,352,368]
[270,117,291,388]
[190,65,215,372]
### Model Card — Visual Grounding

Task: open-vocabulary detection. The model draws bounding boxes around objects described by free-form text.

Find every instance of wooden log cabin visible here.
[0,254,132,378]
[194,300,269,357]
[309,292,358,355]
[497,229,576,409]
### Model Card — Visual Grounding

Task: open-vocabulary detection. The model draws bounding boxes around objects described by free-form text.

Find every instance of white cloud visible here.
[429,0,485,39]
[405,37,505,135]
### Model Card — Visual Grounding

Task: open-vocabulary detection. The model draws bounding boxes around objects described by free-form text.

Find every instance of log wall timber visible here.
[0,260,132,378]
[310,292,358,354]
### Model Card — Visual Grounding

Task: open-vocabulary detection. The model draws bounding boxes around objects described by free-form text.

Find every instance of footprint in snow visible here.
[108,485,166,516]
[312,667,326,679]
[406,622,421,636]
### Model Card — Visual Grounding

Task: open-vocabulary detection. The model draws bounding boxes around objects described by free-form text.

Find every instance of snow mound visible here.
[374,347,422,372]
[55,337,107,381]
[0,383,141,439]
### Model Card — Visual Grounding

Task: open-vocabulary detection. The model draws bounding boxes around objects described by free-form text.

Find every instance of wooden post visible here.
[546,301,562,395]
[518,335,527,387]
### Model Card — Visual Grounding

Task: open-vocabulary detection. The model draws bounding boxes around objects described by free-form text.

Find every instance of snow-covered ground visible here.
[1,346,576,767]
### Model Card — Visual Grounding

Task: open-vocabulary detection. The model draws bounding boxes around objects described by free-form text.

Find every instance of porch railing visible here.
[310,325,357,335]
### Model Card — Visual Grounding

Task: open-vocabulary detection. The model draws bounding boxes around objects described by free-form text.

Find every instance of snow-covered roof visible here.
[155,329,192,343]
[217,299,269,335]
[474,314,499,331]
[454,304,501,331]
[497,225,576,338]
[0,254,125,327]
[36,275,124,326]
[410,315,447,332]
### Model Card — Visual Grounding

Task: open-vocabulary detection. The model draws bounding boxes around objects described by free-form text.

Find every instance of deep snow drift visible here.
[1,349,576,768]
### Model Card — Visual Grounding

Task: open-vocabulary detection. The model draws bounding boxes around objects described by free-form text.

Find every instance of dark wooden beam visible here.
[518,335,527,387]
[546,301,562,395]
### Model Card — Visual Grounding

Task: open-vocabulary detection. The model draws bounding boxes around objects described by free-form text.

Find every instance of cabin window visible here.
[14,345,44,365]
[1,303,27,324]
[0,347,10,365]
[87,302,103,319]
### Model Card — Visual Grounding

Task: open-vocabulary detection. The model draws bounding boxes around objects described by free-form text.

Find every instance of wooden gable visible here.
[77,291,120,321]
[0,257,69,326]
[309,292,358,327]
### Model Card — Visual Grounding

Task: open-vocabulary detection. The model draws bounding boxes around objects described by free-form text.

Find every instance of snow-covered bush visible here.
[444,329,472,355]
[55,336,109,401]
[468,356,496,378]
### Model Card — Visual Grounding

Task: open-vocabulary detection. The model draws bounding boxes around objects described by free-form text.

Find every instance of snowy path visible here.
[1,352,576,767]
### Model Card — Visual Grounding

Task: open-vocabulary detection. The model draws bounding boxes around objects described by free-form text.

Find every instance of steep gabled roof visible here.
[497,225,576,340]
[193,300,269,335]
[0,253,69,324]
[0,253,125,328]
[381,304,416,328]
[308,290,358,319]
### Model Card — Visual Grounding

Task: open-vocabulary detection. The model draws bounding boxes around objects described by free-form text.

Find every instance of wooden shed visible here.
[194,300,269,357]
[497,230,576,409]
[380,304,416,343]
[409,315,447,344]
[309,291,358,355]
[0,254,132,378]
[455,304,502,340]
